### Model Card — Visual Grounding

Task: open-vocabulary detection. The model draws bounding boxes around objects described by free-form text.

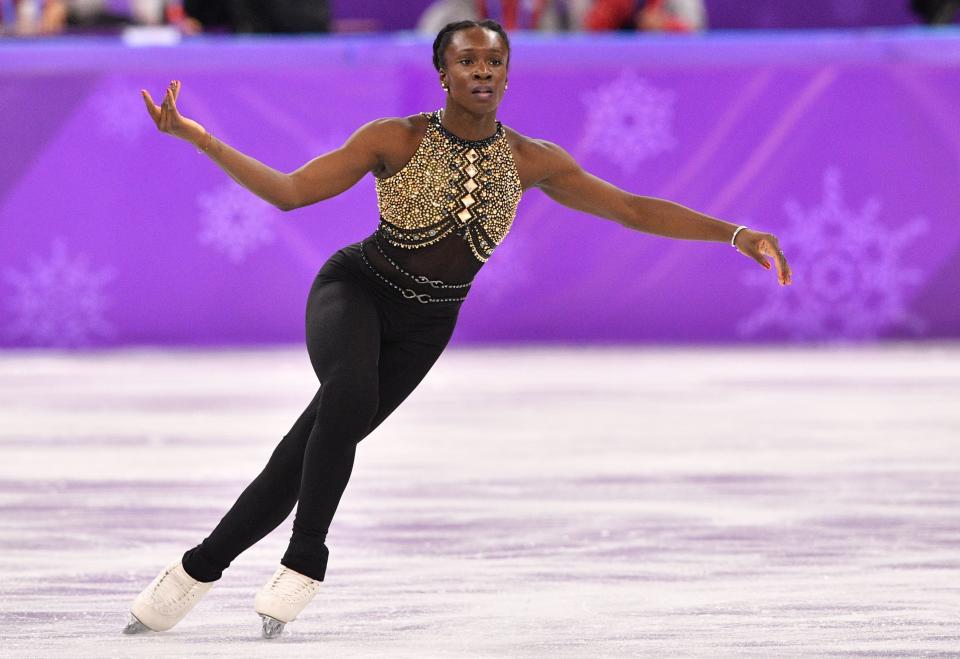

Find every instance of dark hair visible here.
[432,20,510,72]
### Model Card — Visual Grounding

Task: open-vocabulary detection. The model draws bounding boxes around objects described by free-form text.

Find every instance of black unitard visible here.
[182,241,462,582]
[181,110,522,582]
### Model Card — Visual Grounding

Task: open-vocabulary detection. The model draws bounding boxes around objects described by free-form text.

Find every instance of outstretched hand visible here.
[734,229,792,286]
[141,80,205,145]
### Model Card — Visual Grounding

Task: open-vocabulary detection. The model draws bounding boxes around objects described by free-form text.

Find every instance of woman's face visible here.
[439,27,509,112]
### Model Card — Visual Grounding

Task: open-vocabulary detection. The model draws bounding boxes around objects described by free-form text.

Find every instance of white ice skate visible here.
[122,560,214,634]
[254,565,321,639]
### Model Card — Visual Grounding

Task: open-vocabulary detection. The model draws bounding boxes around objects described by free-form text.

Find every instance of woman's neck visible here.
[439,105,499,142]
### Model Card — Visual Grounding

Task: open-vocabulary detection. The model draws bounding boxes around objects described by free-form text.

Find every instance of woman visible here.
[125,19,791,639]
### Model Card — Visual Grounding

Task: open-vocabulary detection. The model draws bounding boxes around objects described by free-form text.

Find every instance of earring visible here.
[442,84,449,91]
[505,83,509,90]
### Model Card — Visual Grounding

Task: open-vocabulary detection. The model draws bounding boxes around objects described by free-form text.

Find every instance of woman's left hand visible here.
[734,229,792,286]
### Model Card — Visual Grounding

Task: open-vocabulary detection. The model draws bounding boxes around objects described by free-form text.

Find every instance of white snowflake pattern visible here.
[91,76,150,144]
[3,239,116,347]
[581,71,677,174]
[197,183,277,263]
[738,168,928,342]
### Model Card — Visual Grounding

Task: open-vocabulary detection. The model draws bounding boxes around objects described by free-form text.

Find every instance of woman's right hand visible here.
[141,80,206,146]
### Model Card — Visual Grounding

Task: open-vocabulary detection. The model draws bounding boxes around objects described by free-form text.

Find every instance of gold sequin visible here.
[375,110,522,263]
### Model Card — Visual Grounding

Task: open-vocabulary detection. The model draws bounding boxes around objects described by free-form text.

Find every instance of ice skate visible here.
[254,565,321,639]
[122,615,150,634]
[122,560,214,634]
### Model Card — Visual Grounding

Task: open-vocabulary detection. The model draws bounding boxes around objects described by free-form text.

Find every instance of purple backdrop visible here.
[1,30,958,347]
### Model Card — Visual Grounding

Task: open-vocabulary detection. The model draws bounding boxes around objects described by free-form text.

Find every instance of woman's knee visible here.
[262,436,306,483]
[315,372,380,439]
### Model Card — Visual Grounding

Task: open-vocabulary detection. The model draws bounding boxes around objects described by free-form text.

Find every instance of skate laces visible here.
[151,565,203,615]
[268,568,319,604]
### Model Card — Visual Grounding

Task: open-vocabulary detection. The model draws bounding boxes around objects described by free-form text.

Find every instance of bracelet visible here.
[195,131,214,154]
[730,225,748,250]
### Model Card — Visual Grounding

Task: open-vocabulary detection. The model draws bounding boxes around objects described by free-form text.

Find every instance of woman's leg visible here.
[182,275,382,582]
[180,388,321,582]
[280,310,459,582]
[182,274,460,584]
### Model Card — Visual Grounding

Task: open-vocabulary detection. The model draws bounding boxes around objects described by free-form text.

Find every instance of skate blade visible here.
[260,614,285,639]
[122,614,151,635]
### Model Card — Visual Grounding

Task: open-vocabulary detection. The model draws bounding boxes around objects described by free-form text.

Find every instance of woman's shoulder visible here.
[504,127,570,165]
[504,126,558,153]
[503,127,578,188]
[357,114,435,179]
[361,113,432,141]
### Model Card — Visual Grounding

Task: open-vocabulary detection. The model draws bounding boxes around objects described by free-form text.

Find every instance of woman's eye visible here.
[459,59,472,65]
[491,59,502,66]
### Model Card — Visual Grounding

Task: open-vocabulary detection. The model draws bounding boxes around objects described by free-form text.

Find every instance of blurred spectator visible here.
[911,0,960,24]
[8,0,166,34]
[418,0,593,33]
[585,0,706,32]
[183,0,329,34]
[1,0,150,34]
[417,0,476,33]
[1,0,329,35]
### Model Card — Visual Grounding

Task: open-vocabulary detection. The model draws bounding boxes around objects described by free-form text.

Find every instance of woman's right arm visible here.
[142,80,388,211]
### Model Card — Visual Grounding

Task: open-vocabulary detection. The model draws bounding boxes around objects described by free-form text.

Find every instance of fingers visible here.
[160,85,182,131]
[158,88,171,131]
[774,244,791,286]
[141,81,182,132]
[170,87,181,116]
[746,240,770,270]
[739,231,792,286]
[165,86,175,111]
[759,235,792,286]
[140,89,161,123]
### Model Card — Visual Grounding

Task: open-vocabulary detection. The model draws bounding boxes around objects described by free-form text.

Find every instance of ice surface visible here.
[0,345,958,657]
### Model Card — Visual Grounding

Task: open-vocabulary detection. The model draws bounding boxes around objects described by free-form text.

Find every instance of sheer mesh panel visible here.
[365,230,482,285]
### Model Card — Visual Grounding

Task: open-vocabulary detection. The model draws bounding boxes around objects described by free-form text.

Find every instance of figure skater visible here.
[125,19,792,639]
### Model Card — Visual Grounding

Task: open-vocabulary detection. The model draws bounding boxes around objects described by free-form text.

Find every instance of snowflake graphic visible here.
[91,76,150,144]
[3,239,116,347]
[197,183,277,263]
[738,168,928,342]
[581,71,677,174]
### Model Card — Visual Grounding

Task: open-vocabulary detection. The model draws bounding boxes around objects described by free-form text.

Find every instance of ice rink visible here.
[1,345,958,657]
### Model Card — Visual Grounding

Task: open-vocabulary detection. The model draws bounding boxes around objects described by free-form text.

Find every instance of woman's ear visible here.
[439,69,448,92]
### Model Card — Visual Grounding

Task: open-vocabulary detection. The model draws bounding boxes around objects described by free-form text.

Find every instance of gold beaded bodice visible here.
[375,110,522,263]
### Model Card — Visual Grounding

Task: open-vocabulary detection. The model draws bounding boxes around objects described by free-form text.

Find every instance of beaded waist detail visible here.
[359,239,470,304]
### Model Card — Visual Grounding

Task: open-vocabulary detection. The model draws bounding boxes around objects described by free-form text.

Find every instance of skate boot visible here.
[254,565,321,639]
[122,560,214,634]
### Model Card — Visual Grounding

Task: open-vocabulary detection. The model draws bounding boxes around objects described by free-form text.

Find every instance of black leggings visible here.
[181,242,463,582]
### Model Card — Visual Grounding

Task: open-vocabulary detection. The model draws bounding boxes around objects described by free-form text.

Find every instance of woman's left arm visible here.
[530,140,792,286]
